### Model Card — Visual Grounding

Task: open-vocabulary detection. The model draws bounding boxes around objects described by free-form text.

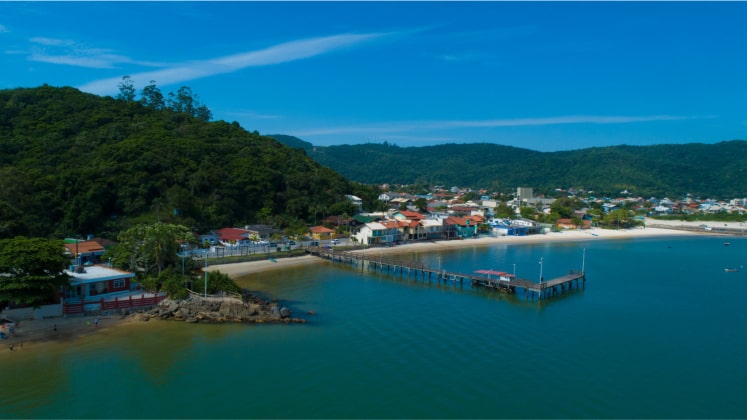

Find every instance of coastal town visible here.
[2,184,746,348]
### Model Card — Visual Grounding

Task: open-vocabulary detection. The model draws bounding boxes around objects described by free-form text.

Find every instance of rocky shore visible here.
[139,290,307,324]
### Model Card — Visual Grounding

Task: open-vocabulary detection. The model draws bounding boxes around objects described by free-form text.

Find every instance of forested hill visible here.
[0,86,374,239]
[270,135,747,198]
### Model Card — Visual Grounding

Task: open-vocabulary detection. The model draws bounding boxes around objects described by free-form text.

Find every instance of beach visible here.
[0,312,147,357]
[206,220,723,278]
[4,218,739,350]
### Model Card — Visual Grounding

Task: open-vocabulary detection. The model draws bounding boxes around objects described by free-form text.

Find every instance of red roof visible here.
[217,227,250,241]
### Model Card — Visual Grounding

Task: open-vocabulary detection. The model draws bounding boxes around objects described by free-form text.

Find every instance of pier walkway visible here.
[308,247,585,301]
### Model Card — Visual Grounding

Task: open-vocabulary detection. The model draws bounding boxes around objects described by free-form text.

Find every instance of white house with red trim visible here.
[64,265,136,301]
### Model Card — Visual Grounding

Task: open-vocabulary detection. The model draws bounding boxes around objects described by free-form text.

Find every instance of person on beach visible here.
[94,318,99,328]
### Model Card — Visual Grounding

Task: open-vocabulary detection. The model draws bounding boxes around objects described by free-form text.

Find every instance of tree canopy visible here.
[272,135,747,198]
[0,85,377,239]
[0,237,70,308]
[107,222,194,276]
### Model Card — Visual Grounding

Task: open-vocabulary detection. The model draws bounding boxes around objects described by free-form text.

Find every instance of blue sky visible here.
[2,2,745,151]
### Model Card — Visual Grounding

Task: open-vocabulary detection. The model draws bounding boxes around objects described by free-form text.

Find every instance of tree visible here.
[117,76,136,102]
[603,209,633,229]
[519,206,536,220]
[550,197,582,219]
[107,223,194,276]
[414,198,428,213]
[0,237,70,308]
[204,270,242,295]
[495,203,515,219]
[195,104,212,122]
[141,80,165,110]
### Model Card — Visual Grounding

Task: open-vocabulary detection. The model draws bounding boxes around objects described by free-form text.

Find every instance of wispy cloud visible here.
[79,32,390,95]
[28,37,164,69]
[292,115,690,136]
[435,51,498,64]
[30,37,75,46]
[0,24,9,33]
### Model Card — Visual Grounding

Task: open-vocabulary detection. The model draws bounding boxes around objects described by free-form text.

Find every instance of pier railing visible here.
[308,247,585,301]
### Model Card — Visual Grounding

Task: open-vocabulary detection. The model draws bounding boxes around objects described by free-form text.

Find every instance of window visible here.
[113,279,125,289]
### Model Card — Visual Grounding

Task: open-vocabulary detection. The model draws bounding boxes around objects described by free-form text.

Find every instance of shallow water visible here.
[2,236,746,418]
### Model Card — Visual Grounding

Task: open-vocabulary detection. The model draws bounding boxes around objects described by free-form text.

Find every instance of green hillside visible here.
[0,86,375,239]
[271,136,747,197]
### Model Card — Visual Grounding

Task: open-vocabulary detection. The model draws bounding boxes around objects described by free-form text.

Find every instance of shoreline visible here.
[206,223,715,278]
[4,219,739,350]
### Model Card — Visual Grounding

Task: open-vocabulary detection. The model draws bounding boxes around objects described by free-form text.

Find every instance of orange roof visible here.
[64,241,104,256]
[309,226,335,233]
[379,220,403,229]
[399,210,425,220]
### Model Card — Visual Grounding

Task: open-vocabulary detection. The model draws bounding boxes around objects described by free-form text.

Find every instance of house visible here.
[555,218,590,230]
[399,220,424,241]
[243,224,282,241]
[64,240,106,265]
[63,265,165,315]
[420,219,443,240]
[309,225,336,240]
[199,232,220,246]
[346,194,363,209]
[353,221,399,245]
[216,227,254,247]
[391,210,425,221]
[602,203,620,213]
[443,216,479,239]
[389,197,411,208]
[64,265,135,301]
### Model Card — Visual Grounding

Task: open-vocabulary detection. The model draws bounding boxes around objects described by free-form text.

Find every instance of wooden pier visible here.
[308,247,585,301]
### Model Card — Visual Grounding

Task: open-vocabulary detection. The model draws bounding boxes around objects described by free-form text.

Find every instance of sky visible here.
[2,1,746,152]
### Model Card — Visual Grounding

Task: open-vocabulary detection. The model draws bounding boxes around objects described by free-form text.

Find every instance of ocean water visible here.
[2,235,746,419]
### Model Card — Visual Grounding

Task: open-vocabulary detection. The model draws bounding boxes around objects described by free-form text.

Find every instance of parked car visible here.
[330,239,340,245]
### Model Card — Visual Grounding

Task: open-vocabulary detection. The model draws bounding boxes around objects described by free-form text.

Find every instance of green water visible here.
[2,236,746,418]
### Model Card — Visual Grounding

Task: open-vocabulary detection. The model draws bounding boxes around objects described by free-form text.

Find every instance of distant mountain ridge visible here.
[269,135,747,198]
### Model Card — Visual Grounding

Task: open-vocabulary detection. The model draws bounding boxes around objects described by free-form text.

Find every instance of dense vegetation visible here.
[0,86,379,239]
[0,237,70,307]
[271,136,747,198]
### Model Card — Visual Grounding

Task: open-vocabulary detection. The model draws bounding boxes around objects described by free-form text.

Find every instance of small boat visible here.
[269,257,278,263]
[724,242,731,246]
[724,266,742,272]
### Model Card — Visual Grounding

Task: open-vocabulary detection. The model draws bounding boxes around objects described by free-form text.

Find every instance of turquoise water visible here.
[2,236,746,419]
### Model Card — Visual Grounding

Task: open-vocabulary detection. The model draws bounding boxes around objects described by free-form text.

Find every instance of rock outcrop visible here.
[135,291,306,324]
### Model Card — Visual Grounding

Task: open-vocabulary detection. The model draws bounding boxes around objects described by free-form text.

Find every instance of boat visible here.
[724,242,731,246]
[724,266,742,272]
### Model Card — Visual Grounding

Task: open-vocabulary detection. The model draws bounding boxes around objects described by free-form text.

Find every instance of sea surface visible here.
[2,235,746,419]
